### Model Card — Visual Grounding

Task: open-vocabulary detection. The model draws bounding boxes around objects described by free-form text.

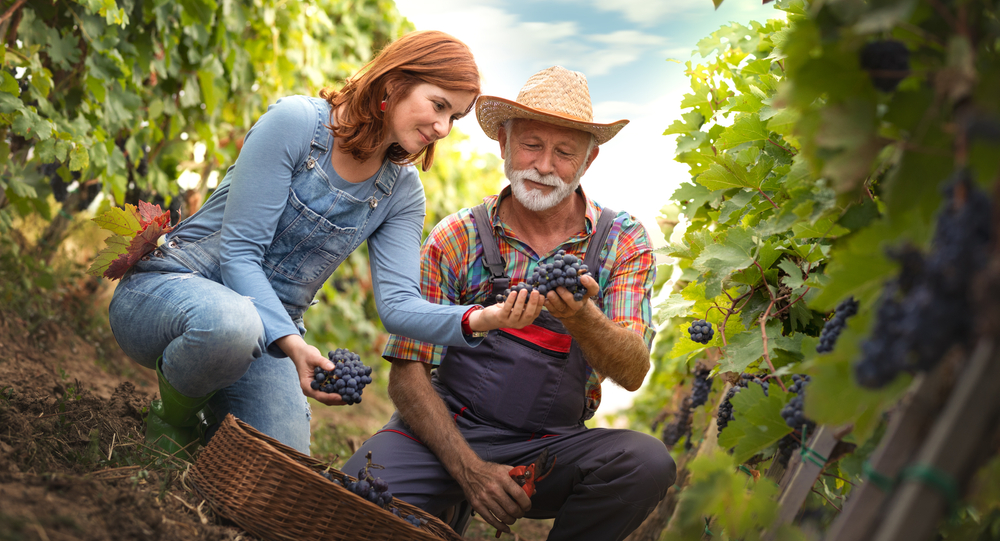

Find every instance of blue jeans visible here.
[109,267,312,454]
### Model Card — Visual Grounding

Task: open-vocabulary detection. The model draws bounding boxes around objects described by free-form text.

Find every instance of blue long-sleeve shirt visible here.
[168,95,480,355]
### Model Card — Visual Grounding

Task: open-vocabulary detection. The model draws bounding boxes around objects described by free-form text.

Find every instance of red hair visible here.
[320,30,481,171]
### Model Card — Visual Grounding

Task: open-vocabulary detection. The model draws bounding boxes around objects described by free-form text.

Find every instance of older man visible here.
[342,66,675,541]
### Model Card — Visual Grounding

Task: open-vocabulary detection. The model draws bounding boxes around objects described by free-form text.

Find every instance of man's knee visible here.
[622,431,676,501]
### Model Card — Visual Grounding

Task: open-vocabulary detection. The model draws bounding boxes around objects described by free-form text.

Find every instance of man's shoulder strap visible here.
[471,203,618,301]
[471,204,509,300]
[583,206,617,272]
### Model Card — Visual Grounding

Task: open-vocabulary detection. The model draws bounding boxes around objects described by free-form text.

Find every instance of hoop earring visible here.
[380,100,387,112]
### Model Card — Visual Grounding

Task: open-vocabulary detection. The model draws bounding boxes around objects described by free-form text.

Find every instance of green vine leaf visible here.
[717,383,792,464]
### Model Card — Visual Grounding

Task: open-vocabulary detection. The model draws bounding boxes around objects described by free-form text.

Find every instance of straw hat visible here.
[476,66,629,145]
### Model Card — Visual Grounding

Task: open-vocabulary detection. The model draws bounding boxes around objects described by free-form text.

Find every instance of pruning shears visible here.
[508,447,556,498]
[495,448,557,538]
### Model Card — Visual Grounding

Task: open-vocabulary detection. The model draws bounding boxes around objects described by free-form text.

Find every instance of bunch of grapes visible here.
[323,452,425,529]
[816,297,859,353]
[661,366,714,449]
[311,348,372,405]
[690,366,713,408]
[775,375,816,467]
[497,250,590,303]
[780,375,814,432]
[716,374,769,436]
[854,170,992,388]
[859,39,910,92]
[687,319,714,344]
[661,396,693,448]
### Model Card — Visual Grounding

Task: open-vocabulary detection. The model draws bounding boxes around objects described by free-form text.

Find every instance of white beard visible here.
[504,157,583,212]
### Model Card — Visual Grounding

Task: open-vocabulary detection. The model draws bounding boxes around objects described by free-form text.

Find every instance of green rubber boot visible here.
[145,357,215,461]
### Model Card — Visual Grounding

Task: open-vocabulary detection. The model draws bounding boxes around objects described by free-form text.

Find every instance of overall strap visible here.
[471,204,510,298]
[583,207,617,272]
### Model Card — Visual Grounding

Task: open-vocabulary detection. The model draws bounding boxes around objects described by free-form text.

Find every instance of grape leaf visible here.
[87,235,130,278]
[136,200,171,229]
[89,202,173,280]
[92,205,142,236]
[716,116,770,150]
[655,293,697,320]
[717,383,792,464]
[792,217,850,239]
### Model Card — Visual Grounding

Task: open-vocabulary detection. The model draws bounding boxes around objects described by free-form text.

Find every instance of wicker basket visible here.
[188,414,465,541]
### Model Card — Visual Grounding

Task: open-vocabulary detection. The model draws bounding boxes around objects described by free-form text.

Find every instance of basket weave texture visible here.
[188,414,464,541]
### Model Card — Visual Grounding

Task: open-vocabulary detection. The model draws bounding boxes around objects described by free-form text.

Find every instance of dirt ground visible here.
[0,289,553,541]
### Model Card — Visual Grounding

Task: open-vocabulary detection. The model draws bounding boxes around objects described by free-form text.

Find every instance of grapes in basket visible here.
[311,348,372,405]
[321,452,426,530]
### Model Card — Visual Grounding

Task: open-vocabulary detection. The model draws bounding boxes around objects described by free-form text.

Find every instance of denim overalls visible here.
[342,205,674,541]
[109,98,401,454]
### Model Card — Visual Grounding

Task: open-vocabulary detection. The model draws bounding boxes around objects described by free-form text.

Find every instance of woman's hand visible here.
[274,334,350,406]
[468,288,544,332]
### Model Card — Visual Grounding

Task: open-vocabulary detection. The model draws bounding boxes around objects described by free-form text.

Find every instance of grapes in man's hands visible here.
[310,348,372,405]
[497,250,591,303]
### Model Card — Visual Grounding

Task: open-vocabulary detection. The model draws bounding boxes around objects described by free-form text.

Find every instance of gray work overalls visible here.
[342,204,674,541]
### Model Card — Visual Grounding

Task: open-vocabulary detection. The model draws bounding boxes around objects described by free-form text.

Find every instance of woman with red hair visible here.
[108,30,543,458]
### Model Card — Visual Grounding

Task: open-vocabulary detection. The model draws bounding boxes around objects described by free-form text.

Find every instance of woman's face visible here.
[387,83,477,154]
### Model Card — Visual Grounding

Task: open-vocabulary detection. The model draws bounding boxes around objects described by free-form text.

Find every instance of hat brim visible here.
[476,95,628,146]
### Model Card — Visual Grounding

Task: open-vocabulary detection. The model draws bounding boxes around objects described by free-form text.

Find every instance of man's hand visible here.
[457,458,532,534]
[275,334,348,406]
[469,288,544,331]
[545,274,599,320]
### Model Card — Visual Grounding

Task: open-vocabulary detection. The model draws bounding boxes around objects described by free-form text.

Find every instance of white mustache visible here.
[508,169,562,188]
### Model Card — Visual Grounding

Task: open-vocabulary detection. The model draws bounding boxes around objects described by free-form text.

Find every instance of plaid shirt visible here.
[383,187,657,414]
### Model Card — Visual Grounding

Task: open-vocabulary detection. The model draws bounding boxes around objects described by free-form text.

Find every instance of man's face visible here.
[500,119,596,212]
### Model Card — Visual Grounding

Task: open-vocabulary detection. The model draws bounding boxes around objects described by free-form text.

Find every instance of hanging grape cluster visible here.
[497,250,591,303]
[816,297,859,353]
[311,348,373,405]
[776,375,815,467]
[661,365,714,449]
[716,374,769,436]
[854,170,992,388]
[687,319,715,344]
[859,39,910,92]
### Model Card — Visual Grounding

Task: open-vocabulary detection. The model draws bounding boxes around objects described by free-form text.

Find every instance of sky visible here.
[393,0,784,413]
[395,0,782,245]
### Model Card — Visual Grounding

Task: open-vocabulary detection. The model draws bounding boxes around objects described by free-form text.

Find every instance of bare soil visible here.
[0,293,552,541]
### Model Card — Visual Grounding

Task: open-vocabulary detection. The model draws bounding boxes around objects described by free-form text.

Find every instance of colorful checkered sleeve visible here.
[599,212,657,349]
[382,209,477,365]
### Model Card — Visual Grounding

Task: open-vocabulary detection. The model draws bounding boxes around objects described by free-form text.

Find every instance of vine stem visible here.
[759,306,788,393]
[752,261,789,392]
[822,472,857,487]
[767,138,796,155]
[811,487,843,512]
[714,287,755,348]
[0,0,25,24]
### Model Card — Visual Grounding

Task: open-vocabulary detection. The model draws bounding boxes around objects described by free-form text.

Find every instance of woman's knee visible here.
[192,296,265,356]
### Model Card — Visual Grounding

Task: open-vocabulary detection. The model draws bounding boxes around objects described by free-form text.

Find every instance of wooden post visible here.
[762,424,843,539]
[822,352,960,541]
[871,339,1000,541]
